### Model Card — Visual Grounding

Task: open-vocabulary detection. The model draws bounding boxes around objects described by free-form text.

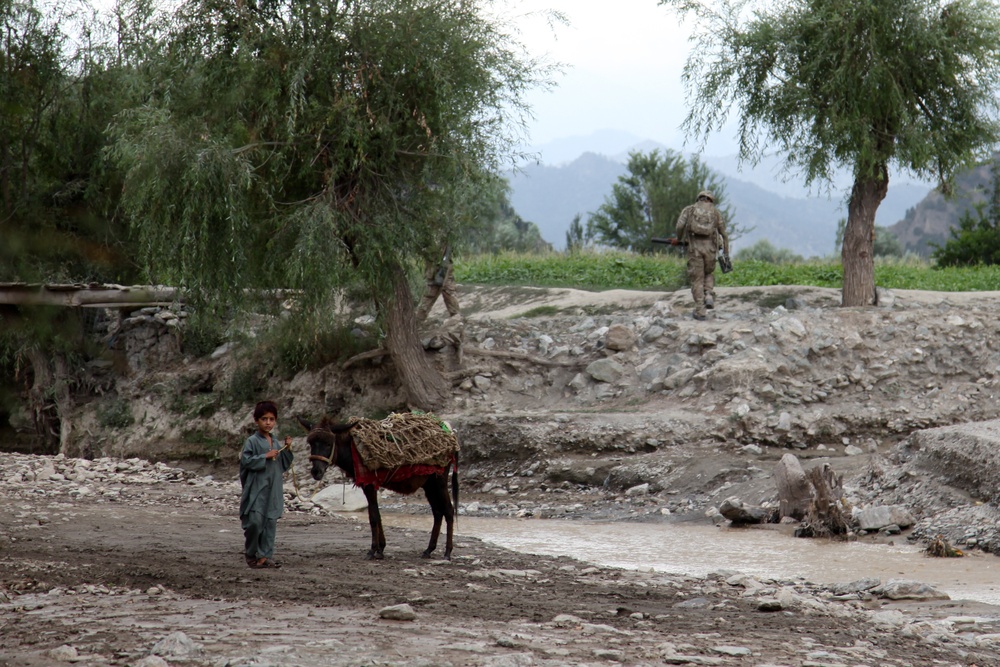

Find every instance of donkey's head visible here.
[297,415,356,481]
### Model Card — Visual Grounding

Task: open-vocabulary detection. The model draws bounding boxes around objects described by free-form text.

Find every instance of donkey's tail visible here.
[451,450,460,522]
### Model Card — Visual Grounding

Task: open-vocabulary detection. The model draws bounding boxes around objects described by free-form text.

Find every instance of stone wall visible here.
[111,306,187,372]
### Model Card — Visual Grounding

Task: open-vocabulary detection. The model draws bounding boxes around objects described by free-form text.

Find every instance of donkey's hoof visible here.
[420,550,433,559]
[366,550,384,561]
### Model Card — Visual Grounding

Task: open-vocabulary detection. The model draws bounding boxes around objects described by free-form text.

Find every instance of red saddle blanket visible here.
[351,443,449,490]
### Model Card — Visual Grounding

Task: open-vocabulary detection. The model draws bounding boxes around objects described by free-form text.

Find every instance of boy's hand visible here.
[265,449,279,459]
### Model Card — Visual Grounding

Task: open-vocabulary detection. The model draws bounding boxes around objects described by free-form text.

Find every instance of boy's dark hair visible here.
[253,401,279,420]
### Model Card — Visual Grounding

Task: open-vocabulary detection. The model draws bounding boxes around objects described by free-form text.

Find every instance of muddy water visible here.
[379,514,1000,605]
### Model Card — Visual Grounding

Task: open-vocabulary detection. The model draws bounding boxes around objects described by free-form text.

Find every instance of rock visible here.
[718,496,768,524]
[757,598,783,611]
[855,505,915,531]
[593,648,626,661]
[586,358,626,383]
[47,645,79,662]
[379,603,417,621]
[312,484,369,512]
[135,657,170,667]
[150,631,202,660]
[873,579,950,601]
[625,483,650,497]
[605,324,637,351]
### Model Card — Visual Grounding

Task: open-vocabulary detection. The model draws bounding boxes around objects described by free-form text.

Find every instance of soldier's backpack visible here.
[688,203,716,237]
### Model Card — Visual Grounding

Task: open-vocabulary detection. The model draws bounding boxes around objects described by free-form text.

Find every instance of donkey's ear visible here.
[295,415,314,432]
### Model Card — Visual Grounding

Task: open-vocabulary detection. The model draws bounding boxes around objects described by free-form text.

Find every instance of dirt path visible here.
[2,456,999,667]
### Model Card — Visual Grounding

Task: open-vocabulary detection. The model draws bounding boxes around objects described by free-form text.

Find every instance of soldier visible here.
[415,243,461,323]
[675,190,730,320]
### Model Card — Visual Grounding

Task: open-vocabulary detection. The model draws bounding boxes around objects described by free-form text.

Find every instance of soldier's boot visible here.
[705,295,715,310]
[693,301,708,320]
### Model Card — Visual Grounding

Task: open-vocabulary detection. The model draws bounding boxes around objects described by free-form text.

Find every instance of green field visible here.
[457,251,1000,292]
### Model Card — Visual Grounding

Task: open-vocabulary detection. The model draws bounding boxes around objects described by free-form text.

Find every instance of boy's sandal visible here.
[261,558,282,569]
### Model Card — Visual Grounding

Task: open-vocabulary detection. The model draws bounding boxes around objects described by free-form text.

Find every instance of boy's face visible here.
[256,413,277,434]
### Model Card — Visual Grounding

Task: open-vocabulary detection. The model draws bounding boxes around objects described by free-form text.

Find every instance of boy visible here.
[239,400,294,568]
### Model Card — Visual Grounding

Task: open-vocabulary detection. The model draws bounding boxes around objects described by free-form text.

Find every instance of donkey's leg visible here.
[423,476,454,560]
[422,478,446,558]
[442,478,455,561]
[363,485,385,560]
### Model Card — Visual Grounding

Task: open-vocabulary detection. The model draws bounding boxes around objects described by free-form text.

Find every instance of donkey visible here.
[297,416,458,560]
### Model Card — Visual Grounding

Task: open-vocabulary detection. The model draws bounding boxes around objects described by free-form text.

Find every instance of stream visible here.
[380,513,1000,606]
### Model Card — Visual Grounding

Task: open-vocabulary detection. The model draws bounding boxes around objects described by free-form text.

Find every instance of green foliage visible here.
[0,0,143,285]
[254,311,378,373]
[459,252,1000,292]
[565,214,587,253]
[223,364,267,407]
[96,397,135,429]
[734,240,804,264]
[587,150,733,252]
[459,250,688,291]
[105,0,548,314]
[180,315,227,358]
[462,181,552,254]
[664,0,1000,189]
[933,159,1000,266]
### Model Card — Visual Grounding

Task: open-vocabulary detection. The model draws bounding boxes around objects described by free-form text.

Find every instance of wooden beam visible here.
[0,283,179,308]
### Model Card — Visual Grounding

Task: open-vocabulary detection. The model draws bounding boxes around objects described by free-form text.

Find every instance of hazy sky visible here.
[503,1,731,154]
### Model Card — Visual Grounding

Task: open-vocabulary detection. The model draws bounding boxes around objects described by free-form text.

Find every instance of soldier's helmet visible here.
[697,190,715,203]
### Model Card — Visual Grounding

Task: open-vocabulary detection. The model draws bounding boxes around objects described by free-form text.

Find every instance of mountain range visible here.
[507,132,936,257]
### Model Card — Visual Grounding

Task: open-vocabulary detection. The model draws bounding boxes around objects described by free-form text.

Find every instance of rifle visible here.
[718,250,733,274]
[432,246,452,286]
[651,237,687,247]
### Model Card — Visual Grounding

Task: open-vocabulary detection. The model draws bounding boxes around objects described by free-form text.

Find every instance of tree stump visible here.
[773,453,811,521]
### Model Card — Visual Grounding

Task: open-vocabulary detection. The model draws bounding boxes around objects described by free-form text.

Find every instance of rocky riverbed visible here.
[5,283,1000,665]
[4,452,1000,667]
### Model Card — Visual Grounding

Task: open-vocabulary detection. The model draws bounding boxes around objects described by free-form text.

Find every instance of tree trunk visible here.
[842,167,888,307]
[25,347,74,454]
[382,263,450,411]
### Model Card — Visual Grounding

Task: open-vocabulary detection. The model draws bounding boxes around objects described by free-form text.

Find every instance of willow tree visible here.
[107,0,547,409]
[662,0,1000,306]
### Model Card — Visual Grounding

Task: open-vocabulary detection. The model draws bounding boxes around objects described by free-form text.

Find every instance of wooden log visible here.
[0,283,178,308]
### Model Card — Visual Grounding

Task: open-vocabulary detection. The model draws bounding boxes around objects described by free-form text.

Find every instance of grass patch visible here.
[513,305,561,318]
[457,250,1000,292]
[179,428,237,463]
[95,397,134,429]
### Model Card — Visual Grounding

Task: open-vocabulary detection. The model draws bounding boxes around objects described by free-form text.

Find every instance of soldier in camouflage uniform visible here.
[675,190,730,320]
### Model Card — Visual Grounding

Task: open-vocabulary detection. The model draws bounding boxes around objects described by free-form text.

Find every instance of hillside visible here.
[889,158,995,256]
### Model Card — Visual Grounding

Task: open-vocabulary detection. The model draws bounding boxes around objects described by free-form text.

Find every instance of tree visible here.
[834,220,905,259]
[587,149,731,252]
[106,0,546,409]
[933,158,1000,266]
[662,0,1000,306]
[462,181,552,254]
[565,213,587,253]
[734,239,803,264]
[0,0,149,453]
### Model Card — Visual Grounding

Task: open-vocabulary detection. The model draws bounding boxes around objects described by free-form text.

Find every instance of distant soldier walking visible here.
[675,190,730,320]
